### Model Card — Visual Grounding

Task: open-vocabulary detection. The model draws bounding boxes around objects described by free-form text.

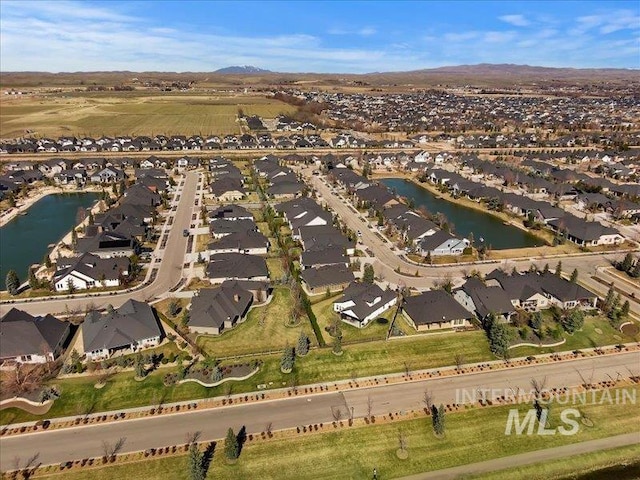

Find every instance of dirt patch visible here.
[621,323,639,336]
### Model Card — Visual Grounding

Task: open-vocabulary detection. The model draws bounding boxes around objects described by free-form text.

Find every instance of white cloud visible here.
[499,15,530,27]
[328,26,377,36]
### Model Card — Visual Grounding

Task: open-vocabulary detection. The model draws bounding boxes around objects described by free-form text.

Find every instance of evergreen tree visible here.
[362,264,375,284]
[431,404,446,436]
[562,309,584,334]
[134,355,146,378]
[630,259,640,278]
[332,333,343,355]
[601,287,616,315]
[488,321,511,358]
[44,254,52,269]
[620,253,634,272]
[529,311,543,334]
[542,263,550,274]
[296,332,309,357]
[620,300,630,319]
[88,211,95,225]
[211,365,223,383]
[118,179,126,197]
[188,443,206,480]
[225,428,239,460]
[280,346,295,372]
[28,268,39,290]
[570,269,578,283]
[555,261,562,277]
[71,228,78,249]
[5,270,20,295]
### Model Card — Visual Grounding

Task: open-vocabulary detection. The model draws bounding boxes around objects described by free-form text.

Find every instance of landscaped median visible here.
[12,383,640,480]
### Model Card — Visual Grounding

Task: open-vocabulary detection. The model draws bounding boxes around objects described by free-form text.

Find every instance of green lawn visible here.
[196,287,316,358]
[468,444,640,480]
[510,315,639,357]
[31,386,640,480]
[265,257,286,282]
[312,296,403,344]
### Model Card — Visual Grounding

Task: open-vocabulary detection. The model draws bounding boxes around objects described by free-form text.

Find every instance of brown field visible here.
[0,93,296,138]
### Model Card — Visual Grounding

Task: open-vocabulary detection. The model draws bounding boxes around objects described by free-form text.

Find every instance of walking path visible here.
[396,432,640,480]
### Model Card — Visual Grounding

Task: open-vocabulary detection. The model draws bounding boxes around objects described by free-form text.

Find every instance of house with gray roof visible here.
[333,282,397,328]
[300,264,354,295]
[205,229,269,256]
[205,253,269,284]
[82,300,163,360]
[0,309,71,364]
[547,215,624,246]
[453,277,516,324]
[402,290,474,331]
[188,281,254,335]
[53,253,130,292]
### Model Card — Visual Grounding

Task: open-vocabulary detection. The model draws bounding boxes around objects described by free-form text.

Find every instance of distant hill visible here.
[213,65,272,74]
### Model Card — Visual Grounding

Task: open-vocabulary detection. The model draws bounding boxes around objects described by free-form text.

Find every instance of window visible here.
[452,318,465,326]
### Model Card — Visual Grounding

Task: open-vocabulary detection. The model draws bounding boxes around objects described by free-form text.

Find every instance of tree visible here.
[44,254,52,269]
[620,300,630,319]
[5,269,20,295]
[87,211,95,225]
[630,259,640,278]
[570,269,578,283]
[530,311,543,335]
[188,442,206,480]
[488,321,511,359]
[134,355,146,379]
[225,428,239,461]
[296,332,309,357]
[168,300,180,317]
[542,263,550,274]
[431,404,446,436]
[280,345,295,372]
[71,228,78,249]
[28,268,39,290]
[118,179,126,197]
[562,309,584,334]
[555,261,562,278]
[362,264,375,284]
[211,365,223,383]
[619,253,634,273]
[601,286,616,315]
[332,333,342,355]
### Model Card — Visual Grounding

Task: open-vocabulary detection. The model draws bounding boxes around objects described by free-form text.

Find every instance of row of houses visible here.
[0,300,164,364]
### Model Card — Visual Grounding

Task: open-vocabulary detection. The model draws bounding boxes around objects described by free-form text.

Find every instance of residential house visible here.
[402,290,475,331]
[453,277,516,324]
[53,253,130,292]
[300,264,354,295]
[333,282,397,328]
[0,309,71,364]
[205,253,269,283]
[82,300,163,360]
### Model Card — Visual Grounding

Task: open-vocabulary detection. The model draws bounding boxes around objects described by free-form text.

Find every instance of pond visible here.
[380,178,540,250]
[0,192,100,283]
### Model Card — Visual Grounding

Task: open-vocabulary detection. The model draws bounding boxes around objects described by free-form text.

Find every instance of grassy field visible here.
[197,286,316,358]
[312,296,415,344]
[29,386,640,480]
[0,94,296,138]
[468,444,640,480]
[509,315,639,357]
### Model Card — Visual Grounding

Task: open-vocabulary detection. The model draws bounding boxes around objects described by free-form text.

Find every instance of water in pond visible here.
[380,178,540,250]
[0,193,99,283]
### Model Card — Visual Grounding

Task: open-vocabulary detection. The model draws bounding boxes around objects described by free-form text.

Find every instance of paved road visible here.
[306,168,640,316]
[397,431,640,480]
[1,351,637,468]
[0,171,200,317]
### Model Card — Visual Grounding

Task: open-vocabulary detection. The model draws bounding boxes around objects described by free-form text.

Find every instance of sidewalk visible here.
[395,432,640,480]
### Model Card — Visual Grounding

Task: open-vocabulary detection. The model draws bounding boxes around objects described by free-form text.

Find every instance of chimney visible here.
[233,294,240,302]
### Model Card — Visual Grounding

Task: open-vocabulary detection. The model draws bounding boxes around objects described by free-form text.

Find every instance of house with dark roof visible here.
[300,246,349,270]
[418,230,470,257]
[208,204,253,222]
[547,216,624,246]
[53,253,129,292]
[75,231,137,258]
[0,309,71,364]
[209,218,257,238]
[205,229,269,256]
[402,290,474,331]
[209,177,246,202]
[333,282,397,328]
[453,277,516,323]
[299,225,355,255]
[82,300,163,360]
[275,197,332,236]
[205,253,269,283]
[300,264,354,295]
[188,281,254,335]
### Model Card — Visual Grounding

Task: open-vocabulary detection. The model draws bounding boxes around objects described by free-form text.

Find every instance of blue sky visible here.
[1,1,638,72]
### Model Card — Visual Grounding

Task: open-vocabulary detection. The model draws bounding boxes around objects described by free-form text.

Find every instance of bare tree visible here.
[102,437,126,461]
[185,431,201,445]
[265,422,273,437]
[423,390,434,411]
[331,406,343,422]
[530,377,548,399]
[403,361,411,377]
[398,429,408,453]
[366,395,374,420]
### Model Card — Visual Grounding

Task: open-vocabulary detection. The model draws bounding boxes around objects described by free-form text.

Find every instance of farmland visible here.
[0,93,296,138]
